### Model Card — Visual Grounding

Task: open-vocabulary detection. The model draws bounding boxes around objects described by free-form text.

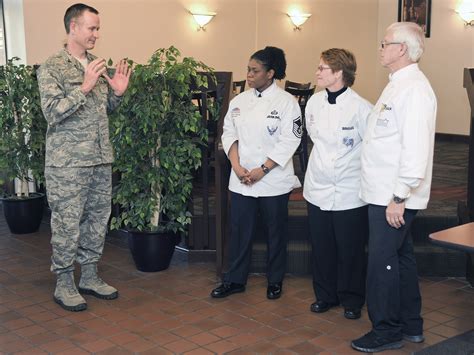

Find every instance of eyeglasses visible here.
[380,41,403,49]
[317,65,331,72]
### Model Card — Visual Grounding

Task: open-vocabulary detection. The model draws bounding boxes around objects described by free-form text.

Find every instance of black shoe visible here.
[344,308,362,320]
[210,283,245,298]
[267,282,282,300]
[351,331,403,353]
[402,333,424,343]
[310,300,339,313]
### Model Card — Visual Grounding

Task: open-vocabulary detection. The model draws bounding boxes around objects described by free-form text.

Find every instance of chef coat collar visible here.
[389,63,419,82]
[324,86,353,105]
[254,80,277,98]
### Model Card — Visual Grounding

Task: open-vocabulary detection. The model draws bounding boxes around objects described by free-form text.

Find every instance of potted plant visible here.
[110,46,215,272]
[0,58,47,234]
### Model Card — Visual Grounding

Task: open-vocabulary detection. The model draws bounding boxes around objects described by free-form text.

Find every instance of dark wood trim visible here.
[435,133,470,144]
[463,67,474,221]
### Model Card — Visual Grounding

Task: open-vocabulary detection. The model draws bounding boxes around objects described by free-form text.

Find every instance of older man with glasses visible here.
[351,22,437,353]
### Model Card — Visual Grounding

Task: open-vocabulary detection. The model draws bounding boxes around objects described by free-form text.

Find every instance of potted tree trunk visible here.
[0,58,47,234]
[110,46,215,272]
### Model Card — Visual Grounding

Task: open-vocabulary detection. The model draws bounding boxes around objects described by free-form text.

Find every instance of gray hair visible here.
[387,22,425,62]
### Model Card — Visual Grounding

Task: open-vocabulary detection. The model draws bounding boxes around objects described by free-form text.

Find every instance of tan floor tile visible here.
[56,347,91,355]
[183,348,216,355]
[228,332,261,347]
[26,331,63,346]
[121,338,157,352]
[14,349,48,355]
[0,340,34,353]
[241,340,282,353]
[445,317,474,331]
[204,339,239,353]
[80,339,116,353]
[288,340,324,353]
[108,331,141,345]
[309,334,342,349]
[171,324,203,338]
[0,331,21,344]
[188,331,221,346]
[164,338,199,353]
[3,317,35,330]
[209,324,241,338]
[428,324,464,338]
[148,331,181,345]
[38,338,76,353]
[423,310,456,323]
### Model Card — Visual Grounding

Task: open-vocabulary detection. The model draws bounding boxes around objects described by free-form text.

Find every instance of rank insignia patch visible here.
[293,116,302,138]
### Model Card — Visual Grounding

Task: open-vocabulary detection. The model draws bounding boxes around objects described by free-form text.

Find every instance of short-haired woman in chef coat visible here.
[304,48,372,319]
[211,46,302,300]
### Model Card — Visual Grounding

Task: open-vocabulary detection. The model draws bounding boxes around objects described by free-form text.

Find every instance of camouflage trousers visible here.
[45,164,112,274]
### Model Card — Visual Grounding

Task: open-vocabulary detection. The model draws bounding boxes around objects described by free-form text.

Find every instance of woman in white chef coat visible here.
[211,46,302,300]
[303,48,372,319]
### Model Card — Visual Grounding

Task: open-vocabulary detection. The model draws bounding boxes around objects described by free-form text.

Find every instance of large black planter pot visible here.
[1,192,45,234]
[127,230,180,272]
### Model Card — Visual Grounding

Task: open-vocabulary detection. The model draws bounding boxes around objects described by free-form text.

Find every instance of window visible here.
[0,0,6,65]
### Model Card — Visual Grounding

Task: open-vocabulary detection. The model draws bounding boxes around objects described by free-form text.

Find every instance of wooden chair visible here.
[285,80,311,90]
[190,72,233,253]
[232,80,246,94]
[285,86,315,173]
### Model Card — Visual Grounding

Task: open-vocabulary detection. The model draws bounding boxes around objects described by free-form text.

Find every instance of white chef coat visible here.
[221,81,302,197]
[360,64,437,210]
[303,88,373,211]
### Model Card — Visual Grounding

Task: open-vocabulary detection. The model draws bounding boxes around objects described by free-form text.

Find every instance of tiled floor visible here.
[1,218,473,355]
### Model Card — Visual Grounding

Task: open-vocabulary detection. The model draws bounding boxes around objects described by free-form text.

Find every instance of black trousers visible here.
[224,192,290,285]
[367,204,423,340]
[307,203,368,309]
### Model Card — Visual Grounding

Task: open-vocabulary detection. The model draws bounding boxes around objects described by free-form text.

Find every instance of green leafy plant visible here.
[110,46,216,233]
[0,58,46,197]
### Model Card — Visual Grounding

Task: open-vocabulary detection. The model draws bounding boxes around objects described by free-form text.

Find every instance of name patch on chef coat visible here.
[267,110,281,120]
[231,107,241,118]
[376,118,389,127]
[342,126,354,130]
[293,116,303,138]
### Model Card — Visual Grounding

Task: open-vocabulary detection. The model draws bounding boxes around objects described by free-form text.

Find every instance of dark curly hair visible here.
[250,46,287,80]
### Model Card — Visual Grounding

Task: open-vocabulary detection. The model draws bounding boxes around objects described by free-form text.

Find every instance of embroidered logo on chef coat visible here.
[380,103,392,112]
[231,107,241,118]
[267,110,281,120]
[343,137,354,148]
[267,126,278,135]
[293,116,302,138]
[342,126,354,130]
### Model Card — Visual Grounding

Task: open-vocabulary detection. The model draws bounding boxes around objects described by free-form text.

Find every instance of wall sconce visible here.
[456,0,474,26]
[190,12,216,31]
[287,12,311,31]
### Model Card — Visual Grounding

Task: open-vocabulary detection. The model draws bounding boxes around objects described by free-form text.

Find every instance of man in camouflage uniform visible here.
[37,3,131,312]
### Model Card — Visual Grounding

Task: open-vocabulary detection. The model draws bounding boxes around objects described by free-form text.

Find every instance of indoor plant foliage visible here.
[0,57,46,197]
[110,46,215,234]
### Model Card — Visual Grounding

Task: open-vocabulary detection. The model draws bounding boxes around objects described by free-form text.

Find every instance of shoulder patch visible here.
[293,116,302,138]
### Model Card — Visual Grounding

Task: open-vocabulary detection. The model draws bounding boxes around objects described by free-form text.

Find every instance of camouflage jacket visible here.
[37,48,122,167]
